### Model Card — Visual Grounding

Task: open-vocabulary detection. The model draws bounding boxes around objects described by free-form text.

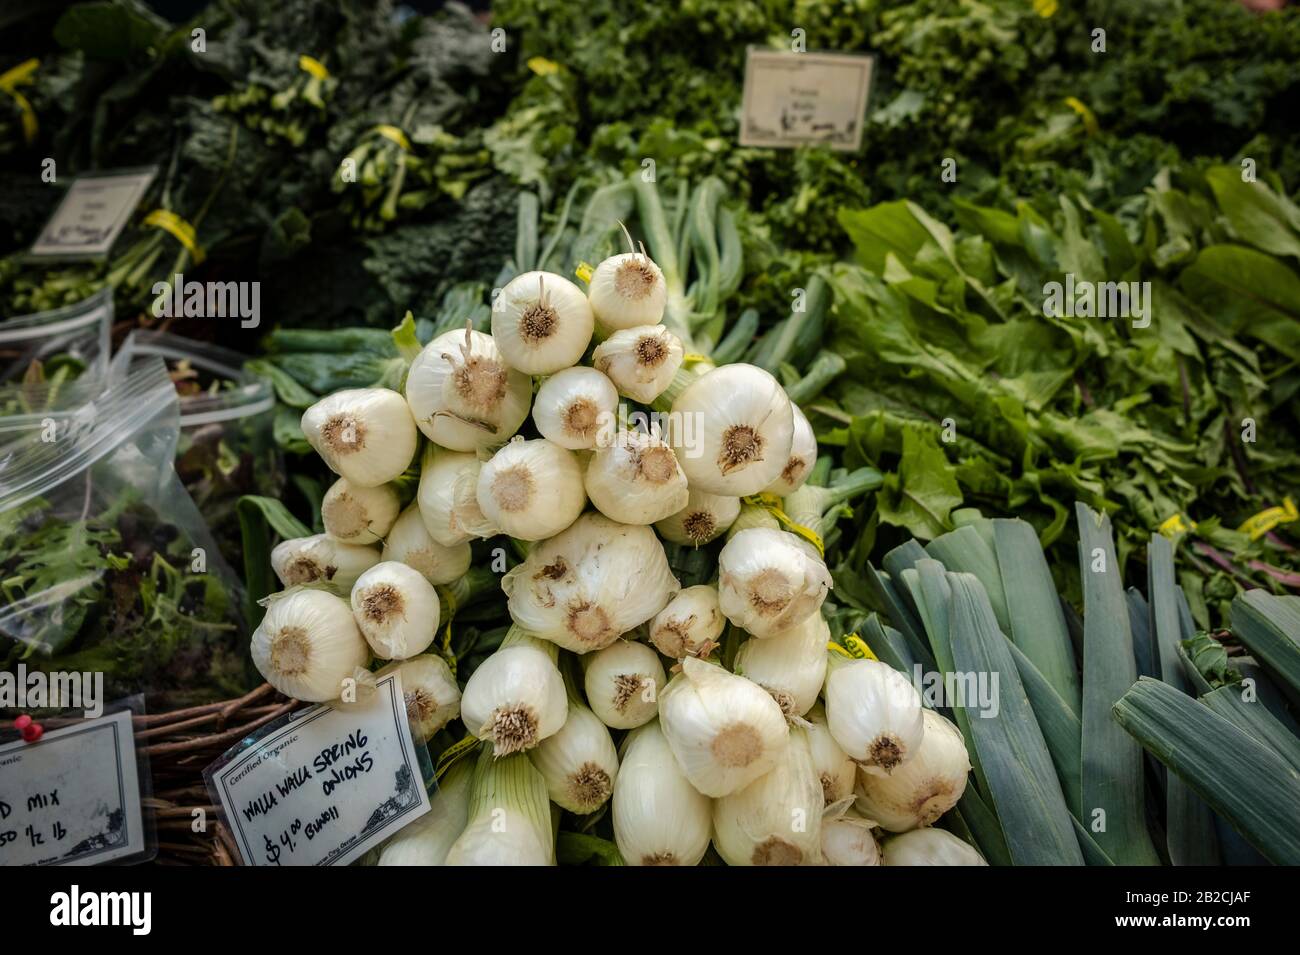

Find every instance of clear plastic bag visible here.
[0,285,112,387]
[117,330,283,564]
[0,353,252,707]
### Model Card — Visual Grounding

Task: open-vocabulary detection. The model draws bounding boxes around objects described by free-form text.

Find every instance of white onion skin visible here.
[532,367,619,450]
[588,252,667,330]
[825,657,926,777]
[883,828,987,866]
[302,388,418,487]
[271,534,380,593]
[584,430,689,525]
[613,722,711,866]
[854,709,970,832]
[382,505,472,585]
[350,561,440,661]
[475,438,586,541]
[717,527,832,638]
[648,585,725,660]
[493,270,594,374]
[764,404,818,496]
[405,327,531,452]
[583,639,666,729]
[733,611,829,718]
[668,363,794,496]
[592,325,684,404]
[656,657,790,798]
[251,589,371,702]
[822,813,882,866]
[655,489,742,546]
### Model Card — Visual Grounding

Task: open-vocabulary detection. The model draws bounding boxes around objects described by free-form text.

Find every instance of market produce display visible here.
[1,0,1299,870]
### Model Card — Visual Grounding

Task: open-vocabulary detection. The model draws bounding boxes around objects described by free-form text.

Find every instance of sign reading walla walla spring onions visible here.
[204,673,429,866]
[740,49,873,152]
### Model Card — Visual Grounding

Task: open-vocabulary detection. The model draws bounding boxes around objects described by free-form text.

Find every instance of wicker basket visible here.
[139,683,298,865]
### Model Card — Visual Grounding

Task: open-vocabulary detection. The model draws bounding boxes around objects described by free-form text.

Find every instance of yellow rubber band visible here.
[371,124,412,152]
[434,734,480,780]
[440,589,458,675]
[1158,512,1196,538]
[682,353,713,366]
[527,57,560,76]
[827,642,851,658]
[1064,96,1099,137]
[575,261,594,284]
[828,636,878,661]
[1237,497,1298,541]
[143,209,206,265]
[743,492,825,556]
[0,58,39,144]
[1033,0,1059,18]
[298,55,330,80]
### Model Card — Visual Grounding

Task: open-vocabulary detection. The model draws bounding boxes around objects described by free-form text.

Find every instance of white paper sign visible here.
[206,673,430,866]
[740,49,873,151]
[0,710,145,866]
[29,167,157,259]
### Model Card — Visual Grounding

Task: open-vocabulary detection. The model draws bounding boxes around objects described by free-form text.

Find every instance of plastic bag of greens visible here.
[0,287,113,426]
[117,330,282,564]
[0,353,253,708]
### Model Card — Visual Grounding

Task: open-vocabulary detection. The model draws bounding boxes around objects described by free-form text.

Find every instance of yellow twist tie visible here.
[828,636,878,661]
[1064,96,1099,137]
[143,209,206,265]
[434,734,480,780]
[682,353,713,367]
[527,57,560,76]
[1157,512,1197,538]
[371,124,412,151]
[743,492,824,556]
[575,261,594,284]
[298,55,330,80]
[1033,0,1059,18]
[1237,496,1298,541]
[0,58,40,144]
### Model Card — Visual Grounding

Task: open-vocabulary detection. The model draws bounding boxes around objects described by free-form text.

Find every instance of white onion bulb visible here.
[583,639,667,729]
[476,437,586,541]
[883,828,987,866]
[822,811,883,866]
[712,725,823,866]
[320,477,400,545]
[613,722,712,866]
[251,589,371,702]
[668,363,793,495]
[733,611,829,719]
[502,512,678,653]
[532,366,619,450]
[657,657,789,798]
[382,504,472,586]
[764,404,818,496]
[459,634,567,755]
[648,585,725,660]
[405,326,531,452]
[825,656,925,776]
[588,250,667,330]
[806,702,855,806]
[378,654,461,743]
[302,388,418,487]
[350,561,440,660]
[271,534,380,594]
[655,488,741,547]
[717,528,832,637]
[592,324,684,404]
[417,446,491,546]
[584,429,688,524]
[492,270,594,374]
[529,699,619,814]
[446,749,554,865]
[855,708,970,832]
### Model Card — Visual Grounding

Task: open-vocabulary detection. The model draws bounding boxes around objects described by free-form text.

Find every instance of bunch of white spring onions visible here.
[254,237,980,866]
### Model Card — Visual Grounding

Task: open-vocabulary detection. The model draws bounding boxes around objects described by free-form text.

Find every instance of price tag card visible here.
[740,49,874,151]
[205,673,430,866]
[0,710,146,866]
[28,166,157,260]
